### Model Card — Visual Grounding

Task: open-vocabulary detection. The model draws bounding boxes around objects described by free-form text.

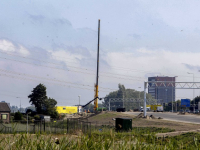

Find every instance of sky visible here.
[1,0,200,107]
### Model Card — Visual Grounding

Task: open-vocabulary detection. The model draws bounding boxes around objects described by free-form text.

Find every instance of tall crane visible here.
[94,19,100,111]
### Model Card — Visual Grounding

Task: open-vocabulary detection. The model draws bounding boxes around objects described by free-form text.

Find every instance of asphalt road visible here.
[124,112,200,124]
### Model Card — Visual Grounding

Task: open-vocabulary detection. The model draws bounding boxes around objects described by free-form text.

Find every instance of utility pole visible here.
[94,19,100,111]
[78,95,80,113]
[172,77,173,113]
[138,87,141,109]
[109,99,110,111]
[16,97,21,112]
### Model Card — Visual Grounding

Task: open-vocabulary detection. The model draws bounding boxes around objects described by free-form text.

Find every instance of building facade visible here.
[0,102,11,123]
[148,76,175,103]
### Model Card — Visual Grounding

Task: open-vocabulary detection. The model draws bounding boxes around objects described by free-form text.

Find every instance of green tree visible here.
[28,84,59,118]
[192,96,200,105]
[28,83,47,114]
[102,83,155,111]
[44,98,58,119]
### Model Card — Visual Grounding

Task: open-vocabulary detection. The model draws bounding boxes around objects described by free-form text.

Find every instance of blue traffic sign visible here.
[181,99,190,107]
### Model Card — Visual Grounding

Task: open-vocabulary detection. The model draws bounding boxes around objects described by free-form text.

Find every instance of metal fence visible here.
[0,118,91,135]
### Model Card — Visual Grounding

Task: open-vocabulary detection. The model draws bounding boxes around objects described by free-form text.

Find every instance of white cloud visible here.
[104,48,200,81]
[137,48,155,54]
[0,39,30,57]
[48,50,82,66]
[18,45,30,57]
[0,40,15,52]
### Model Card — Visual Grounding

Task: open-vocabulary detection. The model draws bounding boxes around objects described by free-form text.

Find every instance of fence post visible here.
[90,122,91,136]
[54,121,56,133]
[67,118,68,134]
[40,120,42,134]
[63,120,64,134]
[44,119,45,132]
[109,99,110,111]
[34,125,35,134]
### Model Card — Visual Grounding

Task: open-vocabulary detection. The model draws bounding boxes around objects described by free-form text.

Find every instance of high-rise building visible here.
[148,76,175,103]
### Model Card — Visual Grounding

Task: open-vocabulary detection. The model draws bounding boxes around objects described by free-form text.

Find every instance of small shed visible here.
[0,102,11,123]
[115,118,132,131]
[39,115,51,122]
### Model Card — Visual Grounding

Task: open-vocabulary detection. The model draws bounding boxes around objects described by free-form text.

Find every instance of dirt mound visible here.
[149,115,156,119]
[178,112,185,115]
[136,113,144,118]
[136,114,157,119]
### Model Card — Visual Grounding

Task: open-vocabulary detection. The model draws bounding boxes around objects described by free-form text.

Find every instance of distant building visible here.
[148,76,175,103]
[56,106,78,114]
[0,102,11,123]
[11,106,19,113]
[19,107,26,113]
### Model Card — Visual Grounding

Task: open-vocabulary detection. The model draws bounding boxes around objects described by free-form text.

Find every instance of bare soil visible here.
[87,111,200,136]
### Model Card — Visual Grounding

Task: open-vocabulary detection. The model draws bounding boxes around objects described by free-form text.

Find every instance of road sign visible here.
[181,99,190,107]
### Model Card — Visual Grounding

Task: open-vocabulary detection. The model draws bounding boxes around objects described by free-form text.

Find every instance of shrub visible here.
[14,112,23,120]
[49,110,59,119]
[34,115,40,120]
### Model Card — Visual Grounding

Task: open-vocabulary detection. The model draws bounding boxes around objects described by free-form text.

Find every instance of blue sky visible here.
[1,0,200,107]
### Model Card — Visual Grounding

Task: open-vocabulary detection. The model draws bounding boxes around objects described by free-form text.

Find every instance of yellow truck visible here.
[56,106,77,114]
[150,105,163,112]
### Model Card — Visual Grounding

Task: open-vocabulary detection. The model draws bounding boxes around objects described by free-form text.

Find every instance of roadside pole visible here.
[109,99,110,111]
[144,82,147,117]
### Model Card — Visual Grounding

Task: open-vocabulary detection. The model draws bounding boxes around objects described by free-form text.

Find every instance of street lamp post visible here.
[187,72,195,113]
[16,97,21,112]
[138,87,141,109]
[78,95,80,113]
[27,112,31,134]
[172,77,173,113]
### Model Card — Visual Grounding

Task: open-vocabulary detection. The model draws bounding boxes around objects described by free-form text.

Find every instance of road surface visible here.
[125,112,200,124]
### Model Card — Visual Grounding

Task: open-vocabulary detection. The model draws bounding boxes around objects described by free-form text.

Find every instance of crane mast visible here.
[94,19,100,111]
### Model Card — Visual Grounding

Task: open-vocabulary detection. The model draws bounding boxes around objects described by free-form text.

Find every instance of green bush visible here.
[34,115,40,120]
[49,110,59,119]
[10,113,15,116]
[14,112,22,120]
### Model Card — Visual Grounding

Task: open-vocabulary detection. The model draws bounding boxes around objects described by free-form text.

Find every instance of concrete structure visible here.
[148,76,175,103]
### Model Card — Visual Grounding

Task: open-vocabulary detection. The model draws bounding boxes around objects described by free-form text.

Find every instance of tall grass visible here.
[0,129,200,149]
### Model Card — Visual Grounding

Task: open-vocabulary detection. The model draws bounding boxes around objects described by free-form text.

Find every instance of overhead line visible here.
[0,50,146,79]
[0,68,118,91]
[0,56,145,81]
[0,73,113,92]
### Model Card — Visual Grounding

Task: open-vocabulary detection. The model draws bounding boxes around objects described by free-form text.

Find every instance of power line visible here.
[0,45,158,73]
[0,50,95,72]
[0,56,145,81]
[0,50,147,79]
[2,43,200,79]
[0,92,83,103]
[0,72,116,93]
[0,68,118,91]
[0,43,78,61]
[3,44,193,80]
